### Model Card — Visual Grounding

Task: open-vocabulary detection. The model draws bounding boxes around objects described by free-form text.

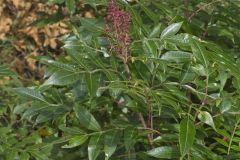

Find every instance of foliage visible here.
[1,0,240,159]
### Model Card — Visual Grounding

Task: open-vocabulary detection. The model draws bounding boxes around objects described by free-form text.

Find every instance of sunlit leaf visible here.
[147,146,180,159]
[160,22,183,39]
[198,111,216,130]
[161,51,192,63]
[62,135,88,148]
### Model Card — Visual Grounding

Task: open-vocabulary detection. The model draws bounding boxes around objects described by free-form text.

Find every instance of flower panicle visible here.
[105,0,132,63]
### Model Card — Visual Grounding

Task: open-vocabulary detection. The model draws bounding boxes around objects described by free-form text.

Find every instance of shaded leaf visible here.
[219,100,231,113]
[88,134,103,160]
[6,150,17,160]
[66,0,75,14]
[85,72,97,97]
[180,64,196,83]
[19,153,30,160]
[179,118,196,157]
[191,39,208,68]
[14,88,48,104]
[124,127,138,150]
[44,70,80,86]
[80,17,104,34]
[0,64,16,78]
[29,151,49,160]
[149,23,161,38]
[59,125,86,135]
[74,105,101,131]
[141,5,158,23]
[104,130,121,160]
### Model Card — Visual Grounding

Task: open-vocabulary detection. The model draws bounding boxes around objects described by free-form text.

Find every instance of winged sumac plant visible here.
[13,0,240,159]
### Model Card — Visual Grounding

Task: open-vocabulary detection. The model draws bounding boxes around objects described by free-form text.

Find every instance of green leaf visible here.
[104,130,121,160]
[80,17,104,34]
[218,70,228,91]
[146,146,180,159]
[62,135,88,148]
[19,153,30,160]
[6,150,17,160]
[59,125,86,135]
[192,64,207,76]
[205,42,239,78]
[141,4,158,23]
[130,7,148,35]
[214,138,228,147]
[179,118,196,157]
[153,134,178,143]
[192,144,223,160]
[29,11,63,27]
[29,151,49,160]
[44,70,80,86]
[0,64,16,78]
[13,103,29,114]
[40,58,77,72]
[219,100,231,113]
[83,0,107,9]
[198,111,216,130]
[35,113,52,124]
[124,127,138,151]
[21,104,48,120]
[66,0,75,14]
[191,39,208,68]
[160,22,183,39]
[180,64,196,83]
[85,72,97,97]
[14,88,48,104]
[88,134,103,160]
[142,38,159,57]
[161,51,192,63]
[164,33,190,47]
[74,105,101,131]
[149,23,161,38]
[48,0,65,4]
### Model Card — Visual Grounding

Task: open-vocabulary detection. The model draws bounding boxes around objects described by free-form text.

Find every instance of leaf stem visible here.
[227,118,240,155]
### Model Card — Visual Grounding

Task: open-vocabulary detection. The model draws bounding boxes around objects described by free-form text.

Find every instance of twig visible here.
[201,75,209,106]
[202,14,213,39]
[188,0,221,22]
[183,0,189,18]
[138,127,161,135]
[193,75,209,121]
[148,103,153,140]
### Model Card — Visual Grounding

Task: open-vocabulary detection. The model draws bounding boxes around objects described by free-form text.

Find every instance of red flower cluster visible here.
[105,0,131,63]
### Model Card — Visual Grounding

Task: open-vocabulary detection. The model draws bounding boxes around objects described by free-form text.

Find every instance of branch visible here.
[137,113,153,146]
